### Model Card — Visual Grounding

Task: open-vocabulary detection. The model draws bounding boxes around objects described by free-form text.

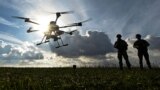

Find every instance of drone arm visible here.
[60,23,82,28]
[27,30,39,33]
[59,19,91,28]
[37,35,46,45]
[28,20,39,25]
[12,16,27,19]
[50,11,73,23]
[64,30,77,35]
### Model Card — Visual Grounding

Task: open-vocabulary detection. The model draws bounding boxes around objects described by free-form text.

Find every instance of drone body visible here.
[13,11,91,48]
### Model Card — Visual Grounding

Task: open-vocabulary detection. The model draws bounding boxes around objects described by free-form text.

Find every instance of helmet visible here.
[136,34,141,38]
[116,34,122,38]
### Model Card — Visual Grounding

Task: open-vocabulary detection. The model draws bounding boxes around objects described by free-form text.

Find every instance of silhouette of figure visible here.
[114,34,131,70]
[133,34,152,69]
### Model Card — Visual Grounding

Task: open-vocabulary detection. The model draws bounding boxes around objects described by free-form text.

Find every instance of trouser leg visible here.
[118,53,123,70]
[144,52,152,69]
[138,53,143,69]
[123,52,131,69]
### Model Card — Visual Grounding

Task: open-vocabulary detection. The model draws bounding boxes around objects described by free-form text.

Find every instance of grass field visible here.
[0,68,159,90]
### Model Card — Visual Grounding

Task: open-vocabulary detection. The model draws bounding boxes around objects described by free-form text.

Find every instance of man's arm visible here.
[144,40,150,47]
[114,42,118,48]
[133,41,138,48]
[124,40,128,46]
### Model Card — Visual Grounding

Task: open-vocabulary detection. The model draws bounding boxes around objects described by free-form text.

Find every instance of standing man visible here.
[133,34,152,69]
[114,34,131,70]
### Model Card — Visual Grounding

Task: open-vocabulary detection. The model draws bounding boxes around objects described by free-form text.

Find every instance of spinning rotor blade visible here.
[80,18,92,23]
[12,16,39,25]
[60,18,92,28]
[27,27,39,33]
[65,29,78,35]
[27,30,39,33]
[50,11,74,23]
[12,16,29,20]
[28,27,32,30]
[49,11,74,14]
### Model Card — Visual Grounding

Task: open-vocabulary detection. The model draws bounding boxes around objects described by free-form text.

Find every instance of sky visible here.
[0,0,160,67]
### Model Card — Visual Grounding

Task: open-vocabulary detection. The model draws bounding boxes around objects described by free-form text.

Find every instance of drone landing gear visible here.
[55,46,61,48]
[55,36,68,48]
[63,44,68,46]
[36,43,42,45]
[44,40,49,43]
[55,44,68,48]
[36,35,46,46]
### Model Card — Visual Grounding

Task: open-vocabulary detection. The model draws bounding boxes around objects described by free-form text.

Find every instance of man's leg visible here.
[144,52,152,69]
[138,52,143,69]
[118,53,123,70]
[123,52,131,69]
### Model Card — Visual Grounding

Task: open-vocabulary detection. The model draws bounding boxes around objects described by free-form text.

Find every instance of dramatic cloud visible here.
[126,35,160,50]
[1,34,160,68]
[145,35,160,50]
[0,40,44,60]
[49,31,114,57]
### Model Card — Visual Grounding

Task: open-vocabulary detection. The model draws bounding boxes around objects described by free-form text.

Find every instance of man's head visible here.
[116,34,122,39]
[136,34,141,40]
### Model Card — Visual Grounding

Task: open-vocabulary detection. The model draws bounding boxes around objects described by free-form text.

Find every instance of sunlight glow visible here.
[31,14,66,36]
[33,15,51,34]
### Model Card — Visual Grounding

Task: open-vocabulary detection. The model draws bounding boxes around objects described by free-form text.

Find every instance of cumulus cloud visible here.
[6,34,160,68]
[0,40,44,60]
[145,35,160,50]
[126,35,160,50]
[49,31,114,57]
[1,34,160,68]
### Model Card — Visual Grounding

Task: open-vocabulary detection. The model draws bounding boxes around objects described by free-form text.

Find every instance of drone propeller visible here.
[49,11,74,23]
[12,16,29,20]
[60,18,92,28]
[12,16,39,25]
[80,18,92,23]
[74,18,92,26]
[48,11,74,14]
[65,29,78,35]
[27,27,39,33]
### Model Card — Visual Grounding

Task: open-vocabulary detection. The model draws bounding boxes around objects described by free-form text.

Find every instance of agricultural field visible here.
[0,67,159,90]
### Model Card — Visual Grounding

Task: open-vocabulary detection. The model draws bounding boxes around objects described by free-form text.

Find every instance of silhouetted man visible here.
[133,34,152,69]
[114,34,131,70]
